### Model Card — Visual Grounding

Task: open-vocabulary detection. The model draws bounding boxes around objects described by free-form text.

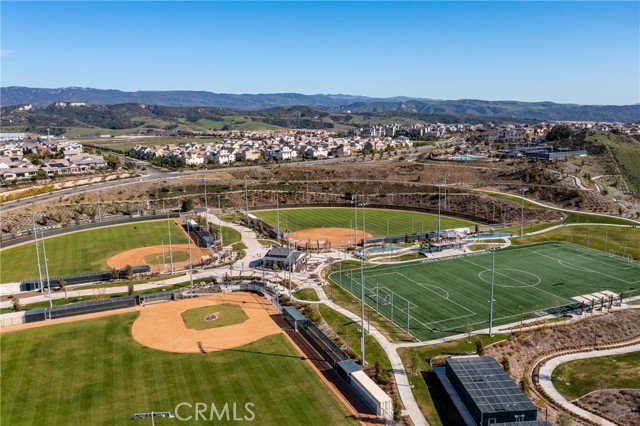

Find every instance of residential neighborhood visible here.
[0,135,109,182]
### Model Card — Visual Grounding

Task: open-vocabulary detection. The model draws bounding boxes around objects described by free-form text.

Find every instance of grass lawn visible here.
[181,304,248,330]
[511,225,640,260]
[220,226,242,246]
[0,313,358,426]
[552,351,640,400]
[330,241,640,341]
[252,207,473,236]
[292,288,320,302]
[318,304,391,371]
[258,239,280,247]
[0,221,188,283]
[397,334,508,426]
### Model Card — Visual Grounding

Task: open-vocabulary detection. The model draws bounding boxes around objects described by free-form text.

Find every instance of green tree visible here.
[124,265,133,280]
[58,276,67,298]
[8,295,22,312]
[475,337,485,355]
[557,412,572,426]
[111,268,119,281]
[181,198,193,212]
[501,355,510,374]
[128,282,135,296]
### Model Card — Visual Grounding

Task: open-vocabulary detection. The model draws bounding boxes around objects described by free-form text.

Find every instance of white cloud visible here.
[1,49,15,57]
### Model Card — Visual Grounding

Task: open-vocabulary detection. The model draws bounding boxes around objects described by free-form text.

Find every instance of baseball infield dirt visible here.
[131,292,282,353]
[106,244,210,272]
[289,227,373,246]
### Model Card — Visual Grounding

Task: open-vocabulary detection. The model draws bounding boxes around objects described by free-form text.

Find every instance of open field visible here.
[552,351,640,400]
[329,242,640,341]
[0,220,188,283]
[0,312,358,426]
[253,207,473,237]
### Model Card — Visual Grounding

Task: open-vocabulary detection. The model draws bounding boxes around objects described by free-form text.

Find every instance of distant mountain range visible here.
[1,86,639,122]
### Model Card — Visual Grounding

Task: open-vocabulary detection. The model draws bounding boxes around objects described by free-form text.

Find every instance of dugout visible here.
[282,306,306,331]
[435,356,549,426]
[348,370,393,420]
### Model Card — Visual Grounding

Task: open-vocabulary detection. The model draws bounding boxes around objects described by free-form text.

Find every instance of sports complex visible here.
[1,203,639,426]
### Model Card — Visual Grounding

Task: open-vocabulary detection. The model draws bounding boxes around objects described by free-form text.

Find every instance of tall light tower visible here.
[217,194,224,250]
[40,227,53,316]
[360,200,366,365]
[304,170,310,203]
[164,200,173,273]
[31,214,44,292]
[202,178,209,232]
[488,247,496,336]
[520,188,528,243]
[244,174,250,221]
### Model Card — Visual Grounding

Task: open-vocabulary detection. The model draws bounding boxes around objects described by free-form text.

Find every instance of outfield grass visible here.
[181,304,248,330]
[511,225,640,260]
[0,313,358,425]
[330,242,640,341]
[397,334,508,426]
[0,221,188,283]
[252,207,473,236]
[552,351,640,400]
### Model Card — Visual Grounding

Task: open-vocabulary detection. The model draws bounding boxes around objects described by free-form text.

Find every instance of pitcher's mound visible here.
[289,228,372,246]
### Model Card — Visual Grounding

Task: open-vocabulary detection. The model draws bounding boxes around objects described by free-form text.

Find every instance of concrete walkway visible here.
[538,342,640,426]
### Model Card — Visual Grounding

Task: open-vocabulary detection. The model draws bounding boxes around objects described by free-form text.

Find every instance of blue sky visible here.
[1,1,638,105]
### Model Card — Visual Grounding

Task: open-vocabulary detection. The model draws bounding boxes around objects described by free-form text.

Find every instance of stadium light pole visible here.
[31,214,44,292]
[164,200,173,274]
[304,170,310,203]
[187,221,194,293]
[275,190,280,241]
[244,174,250,221]
[444,172,448,212]
[202,178,209,232]
[40,227,53,316]
[217,194,224,250]
[360,200,366,365]
[488,247,496,337]
[437,184,441,239]
[520,188,528,243]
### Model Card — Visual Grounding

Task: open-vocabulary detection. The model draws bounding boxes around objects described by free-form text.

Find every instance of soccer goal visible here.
[609,250,633,262]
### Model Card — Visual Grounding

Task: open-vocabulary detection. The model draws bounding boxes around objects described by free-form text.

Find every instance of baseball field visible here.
[329,242,640,341]
[252,207,473,243]
[0,294,359,426]
[0,220,190,283]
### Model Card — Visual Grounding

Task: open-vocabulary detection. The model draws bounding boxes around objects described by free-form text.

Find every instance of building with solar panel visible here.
[434,356,551,426]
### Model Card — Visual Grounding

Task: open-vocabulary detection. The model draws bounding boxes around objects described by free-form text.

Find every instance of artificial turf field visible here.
[252,207,473,236]
[0,221,188,283]
[329,242,640,341]
[0,313,358,426]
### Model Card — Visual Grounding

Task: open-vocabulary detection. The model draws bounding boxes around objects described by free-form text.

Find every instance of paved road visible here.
[538,342,640,426]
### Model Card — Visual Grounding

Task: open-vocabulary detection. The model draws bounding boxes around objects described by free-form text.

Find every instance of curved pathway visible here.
[538,342,640,426]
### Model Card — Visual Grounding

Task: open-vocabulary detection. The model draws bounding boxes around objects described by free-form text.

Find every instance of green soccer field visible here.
[0,313,358,426]
[329,242,640,341]
[252,207,473,236]
[0,220,188,283]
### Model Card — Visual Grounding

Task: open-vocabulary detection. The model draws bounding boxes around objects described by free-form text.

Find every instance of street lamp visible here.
[131,412,175,426]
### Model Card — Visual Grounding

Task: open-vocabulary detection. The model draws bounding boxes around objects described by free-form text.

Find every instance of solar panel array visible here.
[447,357,536,415]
